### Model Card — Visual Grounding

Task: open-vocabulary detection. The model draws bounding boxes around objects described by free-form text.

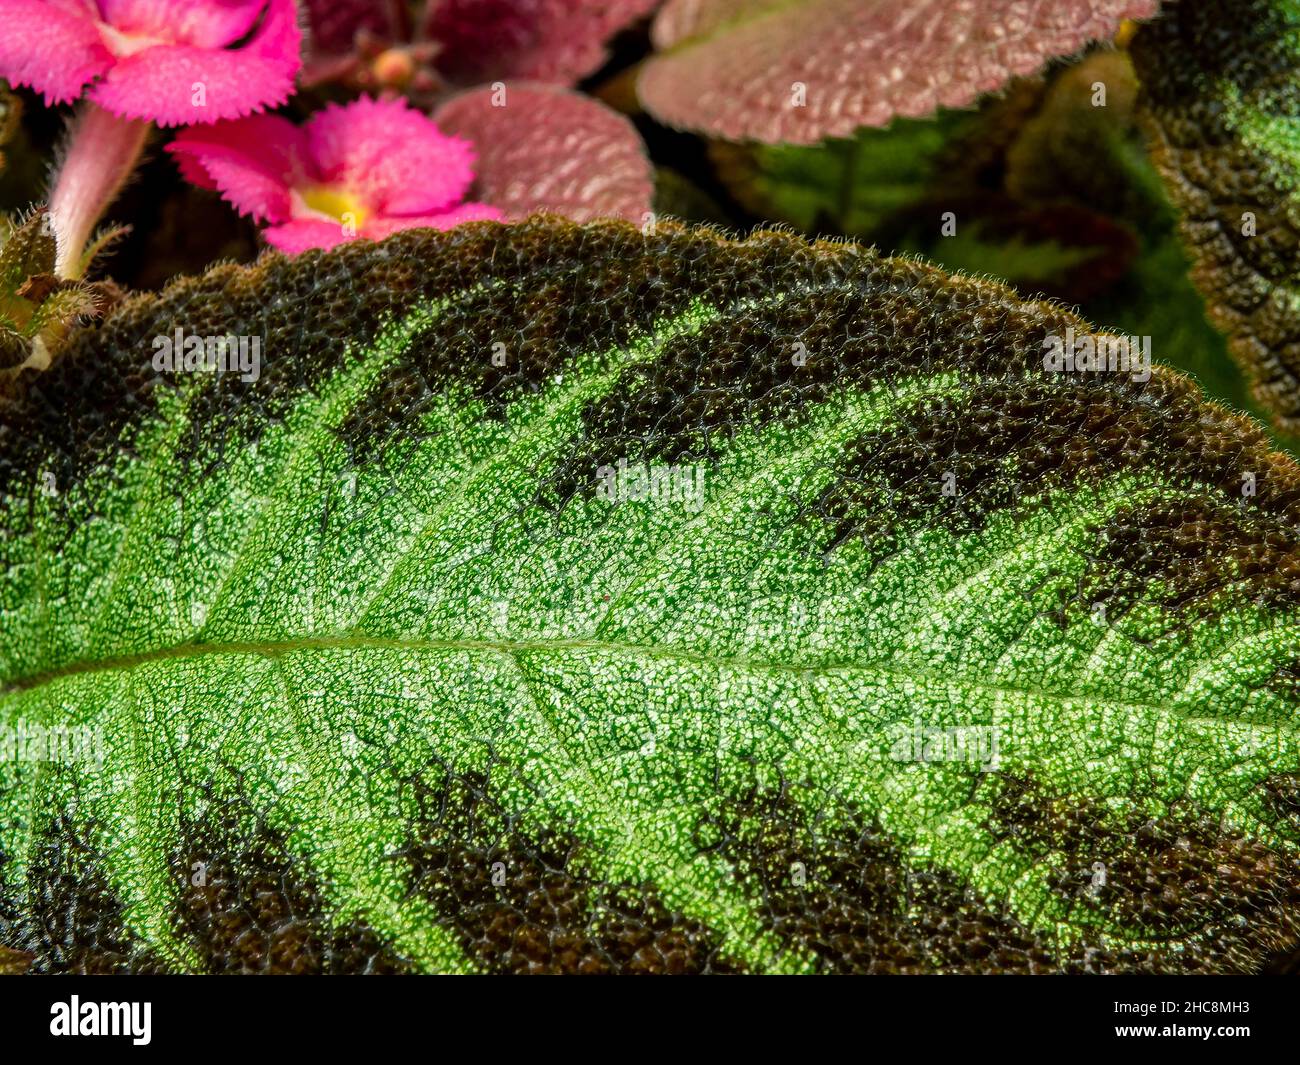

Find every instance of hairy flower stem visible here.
[49,103,148,279]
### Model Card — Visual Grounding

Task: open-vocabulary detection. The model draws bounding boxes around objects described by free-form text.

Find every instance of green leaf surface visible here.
[2,220,1299,974]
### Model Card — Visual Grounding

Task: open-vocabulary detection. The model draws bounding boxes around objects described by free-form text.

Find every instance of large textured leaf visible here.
[638,0,1161,144]
[1133,0,1300,434]
[2,220,1300,974]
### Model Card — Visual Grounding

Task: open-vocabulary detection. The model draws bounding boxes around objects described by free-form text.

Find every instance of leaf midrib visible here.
[0,630,1227,724]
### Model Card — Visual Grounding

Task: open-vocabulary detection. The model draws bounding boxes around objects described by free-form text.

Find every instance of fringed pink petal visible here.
[168,113,311,222]
[263,217,350,254]
[97,0,266,49]
[305,97,477,216]
[90,0,301,124]
[0,0,113,106]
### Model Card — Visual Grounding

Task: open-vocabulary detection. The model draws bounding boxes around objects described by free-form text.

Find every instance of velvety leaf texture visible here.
[638,0,1161,144]
[1,219,1300,974]
[434,84,654,224]
[1133,0,1300,434]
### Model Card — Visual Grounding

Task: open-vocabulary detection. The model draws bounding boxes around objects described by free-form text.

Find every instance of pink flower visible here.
[168,96,503,253]
[0,0,301,125]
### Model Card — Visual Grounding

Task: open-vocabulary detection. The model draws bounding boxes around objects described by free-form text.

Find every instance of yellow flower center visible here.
[298,186,369,229]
